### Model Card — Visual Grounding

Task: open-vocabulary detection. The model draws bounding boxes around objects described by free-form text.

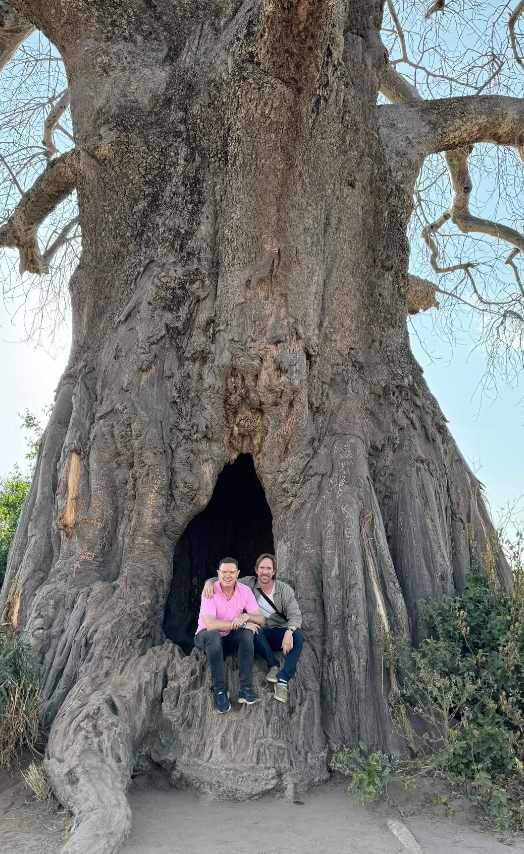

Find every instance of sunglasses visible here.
[218,569,238,577]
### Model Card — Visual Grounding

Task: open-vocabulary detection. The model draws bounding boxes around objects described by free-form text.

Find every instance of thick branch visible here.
[509,0,524,74]
[379,95,524,158]
[0,150,76,273]
[0,1,33,72]
[379,65,422,104]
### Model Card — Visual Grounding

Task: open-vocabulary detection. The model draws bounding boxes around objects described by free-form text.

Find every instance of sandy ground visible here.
[123,774,524,854]
[0,760,70,854]
[2,763,524,854]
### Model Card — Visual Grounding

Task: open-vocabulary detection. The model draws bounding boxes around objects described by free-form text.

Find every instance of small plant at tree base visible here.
[330,743,393,804]
[0,625,41,770]
[469,771,511,830]
[432,794,455,818]
[22,760,52,800]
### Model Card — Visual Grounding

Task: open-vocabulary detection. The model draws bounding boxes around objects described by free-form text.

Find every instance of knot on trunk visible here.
[405,274,439,314]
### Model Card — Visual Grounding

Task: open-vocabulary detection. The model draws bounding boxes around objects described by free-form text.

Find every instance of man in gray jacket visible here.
[202,553,303,704]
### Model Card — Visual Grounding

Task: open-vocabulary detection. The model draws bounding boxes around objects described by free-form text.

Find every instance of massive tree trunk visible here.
[0,2,511,853]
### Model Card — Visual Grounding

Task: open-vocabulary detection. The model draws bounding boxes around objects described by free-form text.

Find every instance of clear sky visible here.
[0,304,69,474]
[0,298,522,528]
[410,315,523,526]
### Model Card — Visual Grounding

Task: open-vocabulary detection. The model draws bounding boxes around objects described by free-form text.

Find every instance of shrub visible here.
[0,468,30,588]
[385,570,524,827]
[330,743,391,803]
[0,409,47,590]
[0,625,41,769]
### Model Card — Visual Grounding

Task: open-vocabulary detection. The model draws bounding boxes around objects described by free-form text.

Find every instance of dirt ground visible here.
[2,763,524,854]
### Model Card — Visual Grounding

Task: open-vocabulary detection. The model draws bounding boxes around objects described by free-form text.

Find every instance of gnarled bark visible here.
[0,3,511,853]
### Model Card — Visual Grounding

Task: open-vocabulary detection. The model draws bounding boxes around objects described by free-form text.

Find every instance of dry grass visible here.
[0,626,41,770]
[22,761,52,800]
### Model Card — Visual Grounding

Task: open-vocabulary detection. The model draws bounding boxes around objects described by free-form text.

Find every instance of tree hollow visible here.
[163,454,274,651]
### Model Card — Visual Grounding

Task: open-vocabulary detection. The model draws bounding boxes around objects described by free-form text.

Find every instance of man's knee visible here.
[293,628,304,648]
[238,627,254,646]
[203,629,222,649]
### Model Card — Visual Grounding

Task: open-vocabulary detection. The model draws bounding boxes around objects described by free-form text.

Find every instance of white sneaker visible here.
[274,681,288,703]
[266,666,279,683]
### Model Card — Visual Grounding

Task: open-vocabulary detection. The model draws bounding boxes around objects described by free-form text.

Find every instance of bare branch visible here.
[418,144,524,285]
[379,95,524,158]
[42,214,78,266]
[43,89,70,159]
[0,2,33,73]
[0,150,76,273]
[509,0,524,74]
[380,65,422,104]
[506,248,524,296]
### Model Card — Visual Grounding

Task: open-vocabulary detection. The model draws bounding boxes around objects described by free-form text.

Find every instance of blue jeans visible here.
[194,628,255,693]
[253,627,304,682]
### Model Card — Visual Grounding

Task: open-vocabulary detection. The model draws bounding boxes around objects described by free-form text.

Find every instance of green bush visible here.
[0,410,46,589]
[385,570,524,827]
[0,468,30,588]
[0,625,41,769]
[330,743,392,803]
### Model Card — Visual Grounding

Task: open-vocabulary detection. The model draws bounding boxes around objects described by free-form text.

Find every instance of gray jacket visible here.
[238,576,302,630]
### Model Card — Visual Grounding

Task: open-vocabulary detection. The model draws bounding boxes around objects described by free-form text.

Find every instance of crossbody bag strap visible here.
[255,585,287,622]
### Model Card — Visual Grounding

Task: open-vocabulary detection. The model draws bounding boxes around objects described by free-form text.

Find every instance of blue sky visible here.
[410,313,523,524]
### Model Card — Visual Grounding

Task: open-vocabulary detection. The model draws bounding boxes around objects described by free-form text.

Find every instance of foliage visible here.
[0,625,41,770]
[330,743,392,804]
[0,467,30,588]
[386,570,524,828]
[0,410,46,588]
[19,408,46,467]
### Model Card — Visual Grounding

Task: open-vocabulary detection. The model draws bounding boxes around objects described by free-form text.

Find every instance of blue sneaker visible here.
[214,690,231,713]
[238,687,260,705]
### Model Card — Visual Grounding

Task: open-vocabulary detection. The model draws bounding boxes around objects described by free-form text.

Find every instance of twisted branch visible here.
[0,150,76,273]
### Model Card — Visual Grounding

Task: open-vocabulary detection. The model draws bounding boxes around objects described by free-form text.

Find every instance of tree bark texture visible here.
[0,2,511,853]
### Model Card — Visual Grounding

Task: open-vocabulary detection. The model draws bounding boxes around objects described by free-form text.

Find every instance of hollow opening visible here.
[163,454,274,652]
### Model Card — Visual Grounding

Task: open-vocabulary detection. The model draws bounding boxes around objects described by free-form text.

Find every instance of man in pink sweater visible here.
[194,557,265,713]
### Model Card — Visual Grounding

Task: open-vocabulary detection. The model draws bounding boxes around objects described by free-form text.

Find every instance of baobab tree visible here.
[0,1,522,853]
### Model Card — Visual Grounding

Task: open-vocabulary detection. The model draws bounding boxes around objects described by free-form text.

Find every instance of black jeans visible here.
[253,627,304,682]
[194,628,255,693]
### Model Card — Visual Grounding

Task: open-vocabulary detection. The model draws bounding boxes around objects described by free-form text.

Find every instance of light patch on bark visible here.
[60,451,82,532]
[3,589,21,629]
[361,510,416,753]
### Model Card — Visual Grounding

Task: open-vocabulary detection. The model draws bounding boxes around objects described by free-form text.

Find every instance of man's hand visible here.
[244,621,259,634]
[282,629,294,654]
[202,579,215,599]
[230,615,246,630]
